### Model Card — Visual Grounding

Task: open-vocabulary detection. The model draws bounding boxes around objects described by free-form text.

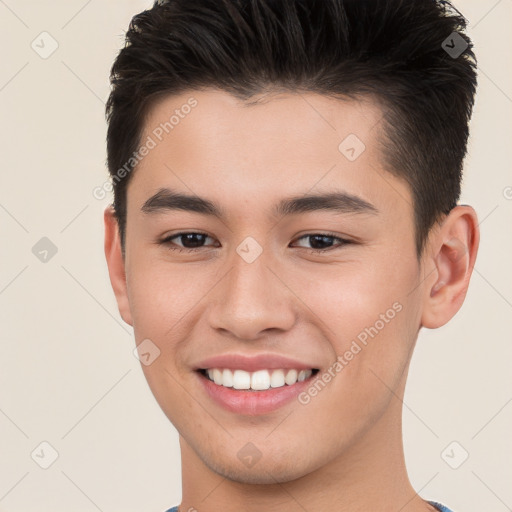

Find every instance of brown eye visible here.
[292,233,352,252]
[160,232,217,252]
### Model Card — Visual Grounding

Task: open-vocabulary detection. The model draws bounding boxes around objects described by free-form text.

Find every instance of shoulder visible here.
[428,501,456,512]
[166,503,454,512]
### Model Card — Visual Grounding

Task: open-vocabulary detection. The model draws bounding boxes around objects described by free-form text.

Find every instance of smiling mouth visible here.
[197,368,320,391]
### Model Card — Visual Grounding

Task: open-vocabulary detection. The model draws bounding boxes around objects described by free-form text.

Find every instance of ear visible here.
[104,206,133,326]
[421,205,480,329]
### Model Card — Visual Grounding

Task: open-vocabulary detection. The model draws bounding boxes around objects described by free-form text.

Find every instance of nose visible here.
[208,249,296,340]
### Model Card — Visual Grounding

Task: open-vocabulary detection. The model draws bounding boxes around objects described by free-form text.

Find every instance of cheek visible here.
[126,252,213,336]
[298,256,421,382]
[298,255,417,327]
[295,271,418,441]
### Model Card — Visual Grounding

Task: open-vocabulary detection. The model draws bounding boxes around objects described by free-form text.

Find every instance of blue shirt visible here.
[164,500,454,511]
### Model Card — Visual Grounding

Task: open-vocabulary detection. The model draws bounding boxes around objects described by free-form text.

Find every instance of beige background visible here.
[0,1,511,511]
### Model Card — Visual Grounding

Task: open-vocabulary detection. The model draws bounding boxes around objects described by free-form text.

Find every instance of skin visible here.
[104,88,479,512]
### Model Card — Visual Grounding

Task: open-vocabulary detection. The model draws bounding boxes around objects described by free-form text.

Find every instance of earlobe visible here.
[103,206,133,326]
[421,206,479,329]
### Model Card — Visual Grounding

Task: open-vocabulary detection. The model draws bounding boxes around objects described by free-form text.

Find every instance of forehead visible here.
[130,88,412,223]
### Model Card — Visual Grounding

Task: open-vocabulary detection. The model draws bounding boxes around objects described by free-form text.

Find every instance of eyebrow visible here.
[141,187,379,219]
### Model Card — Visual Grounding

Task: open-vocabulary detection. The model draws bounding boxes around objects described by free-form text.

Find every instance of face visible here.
[115,89,429,483]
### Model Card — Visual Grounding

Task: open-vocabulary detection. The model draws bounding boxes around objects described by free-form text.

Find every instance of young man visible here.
[103,1,479,511]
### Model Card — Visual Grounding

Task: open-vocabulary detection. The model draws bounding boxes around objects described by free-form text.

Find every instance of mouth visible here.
[193,354,323,414]
[197,367,320,391]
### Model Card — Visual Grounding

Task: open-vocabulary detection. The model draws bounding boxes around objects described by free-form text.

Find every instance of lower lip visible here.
[196,370,318,415]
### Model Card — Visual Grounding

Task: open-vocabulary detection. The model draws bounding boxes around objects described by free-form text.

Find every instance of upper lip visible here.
[195,353,319,372]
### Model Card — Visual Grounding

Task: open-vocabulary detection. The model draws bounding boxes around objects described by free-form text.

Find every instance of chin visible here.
[216,465,308,485]
[203,452,314,485]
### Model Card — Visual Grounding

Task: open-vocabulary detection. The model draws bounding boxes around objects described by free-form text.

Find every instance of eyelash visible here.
[158,231,353,254]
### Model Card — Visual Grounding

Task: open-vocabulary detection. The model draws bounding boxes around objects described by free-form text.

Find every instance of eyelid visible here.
[159,231,353,253]
[292,232,352,250]
[159,231,217,251]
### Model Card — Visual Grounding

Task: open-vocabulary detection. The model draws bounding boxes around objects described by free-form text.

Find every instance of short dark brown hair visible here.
[105,0,477,257]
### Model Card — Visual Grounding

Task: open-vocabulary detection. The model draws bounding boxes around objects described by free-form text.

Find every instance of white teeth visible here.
[203,368,313,390]
[213,368,223,385]
[270,369,285,388]
[251,370,270,390]
[222,368,233,387]
[232,369,251,389]
[284,369,298,385]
